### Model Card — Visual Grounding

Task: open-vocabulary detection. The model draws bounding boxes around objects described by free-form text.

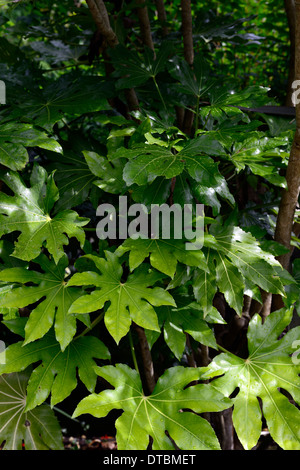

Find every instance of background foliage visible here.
[0,0,299,451]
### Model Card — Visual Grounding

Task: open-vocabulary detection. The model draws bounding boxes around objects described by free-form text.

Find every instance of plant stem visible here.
[274,0,300,272]
[133,324,156,394]
[51,405,81,423]
[136,0,154,51]
[74,312,104,340]
[217,344,233,355]
[129,329,140,374]
[153,76,167,111]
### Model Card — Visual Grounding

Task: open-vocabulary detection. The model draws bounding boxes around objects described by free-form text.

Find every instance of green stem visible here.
[51,405,81,423]
[129,329,140,373]
[152,76,167,111]
[74,312,104,340]
[217,344,233,355]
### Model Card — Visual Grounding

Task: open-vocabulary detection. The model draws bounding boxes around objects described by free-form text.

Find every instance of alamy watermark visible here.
[292,80,300,106]
[0,80,6,105]
[292,340,300,365]
[96,196,204,250]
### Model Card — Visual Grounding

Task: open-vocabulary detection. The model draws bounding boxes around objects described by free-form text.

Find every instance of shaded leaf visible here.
[0,371,63,450]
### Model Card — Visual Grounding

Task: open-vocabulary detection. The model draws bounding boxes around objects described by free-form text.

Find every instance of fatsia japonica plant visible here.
[0,0,299,451]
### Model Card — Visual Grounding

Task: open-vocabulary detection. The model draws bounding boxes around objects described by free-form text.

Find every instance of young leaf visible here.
[0,332,110,411]
[203,308,300,450]
[68,252,176,344]
[0,168,89,263]
[73,364,231,450]
[0,371,63,450]
[0,253,86,350]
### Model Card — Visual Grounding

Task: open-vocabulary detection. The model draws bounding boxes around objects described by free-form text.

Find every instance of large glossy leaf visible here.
[0,121,62,171]
[122,136,234,212]
[168,54,214,98]
[0,167,89,263]
[109,42,174,90]
[29,39,86,65]
[73,364,231,450]
[83,150,127,194]
[202,84,270,119]
[0,371,63,450]
[0,331,110,411]
[68,252,176,343]
[122,135,227,187]
[11,74,113,131]
[228,134,289,188]
[199,223,287,314]
[203,308,300,450]
[0,253,87,350]
[156,295,221,359]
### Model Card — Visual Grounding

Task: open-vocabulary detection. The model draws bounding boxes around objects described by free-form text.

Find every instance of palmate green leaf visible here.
[122,136,234,210]
[0,253,87,350]
[109,42,174,90]
[0,121,62,171]
[116,238,207,278]
[0,167,89,263]
[192,257,218,318]
[11,74,113,131]
[156,295,221,360]
[122,135,227,186]
[46,147,99,212]
[0,240,27,318]
[194,14,263,43]
[68,252,176,344]
[200,223,287,314]
[82,150,127,194]
[168,54,214,98]
[203,308,300,450]
[0,371,63,450]
[0,331,110,411]
[228,134,289,188]
[131,176,173,209]
[29,39,86,65]
[122,144,183,185]
[201,84,270,119]
[73,364,231,450]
